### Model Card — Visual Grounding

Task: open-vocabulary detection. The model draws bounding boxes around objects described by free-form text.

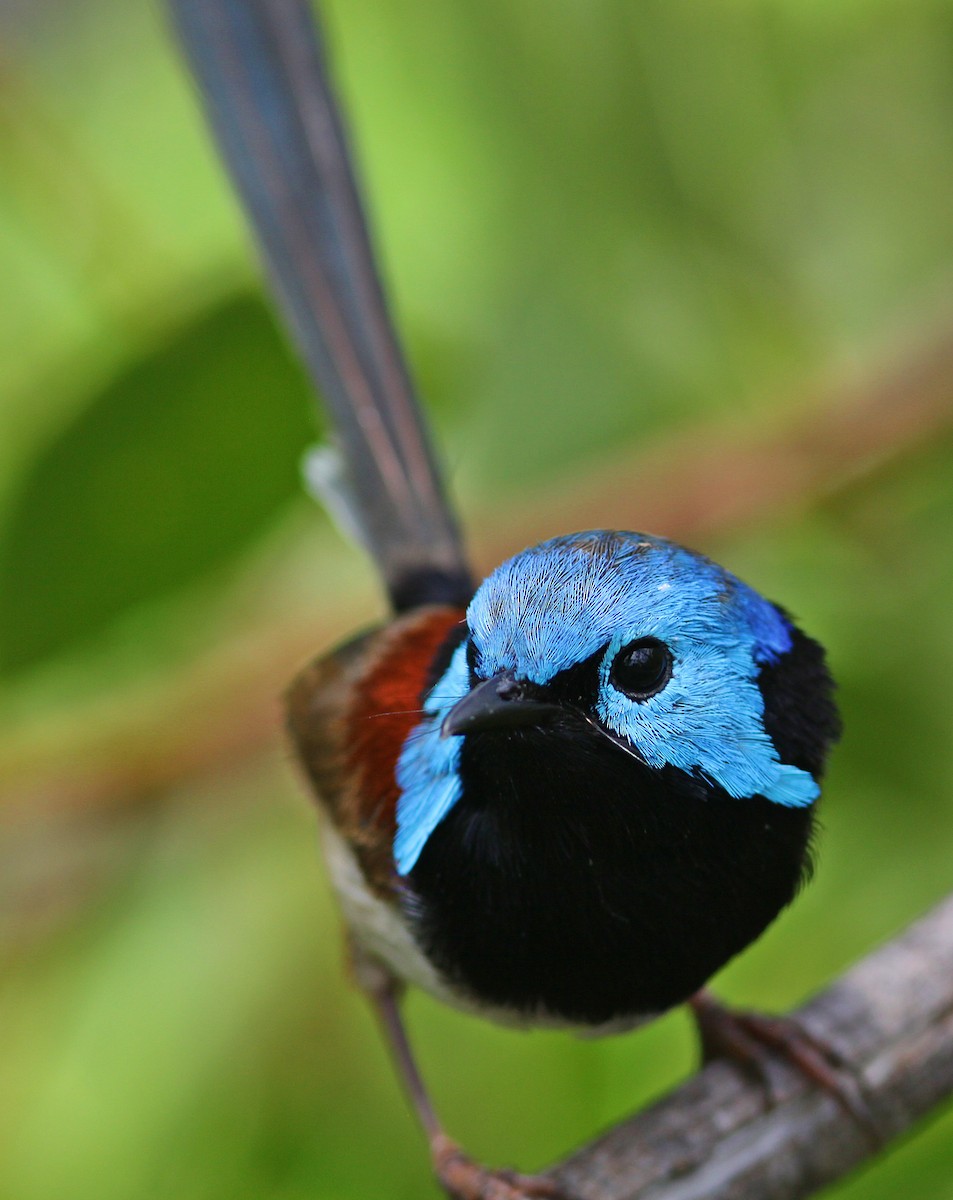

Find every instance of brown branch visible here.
[548,893,953,1200]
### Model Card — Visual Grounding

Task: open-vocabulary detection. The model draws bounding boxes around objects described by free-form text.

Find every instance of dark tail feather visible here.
[168,0,472,611]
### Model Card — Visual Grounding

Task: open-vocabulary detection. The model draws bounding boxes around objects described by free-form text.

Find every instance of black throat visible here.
[405,724,814,1026]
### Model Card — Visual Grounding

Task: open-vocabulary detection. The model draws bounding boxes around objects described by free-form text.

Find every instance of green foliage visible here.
[0,296,315,672]
[1,1,952,1199]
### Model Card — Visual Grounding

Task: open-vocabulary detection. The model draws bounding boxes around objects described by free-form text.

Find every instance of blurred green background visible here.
[2,0,953,1197]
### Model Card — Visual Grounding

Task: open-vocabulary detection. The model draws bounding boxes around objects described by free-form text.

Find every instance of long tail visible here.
[168,0,473,612]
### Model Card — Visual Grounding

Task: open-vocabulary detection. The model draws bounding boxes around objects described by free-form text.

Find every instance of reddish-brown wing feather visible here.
[286,606,466,892]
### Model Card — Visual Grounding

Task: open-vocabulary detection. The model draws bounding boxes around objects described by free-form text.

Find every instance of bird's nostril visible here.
[496,677,522,701]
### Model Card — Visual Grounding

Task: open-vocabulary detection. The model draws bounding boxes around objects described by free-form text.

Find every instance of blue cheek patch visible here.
[594,628,818,809]
[394,642,470,875]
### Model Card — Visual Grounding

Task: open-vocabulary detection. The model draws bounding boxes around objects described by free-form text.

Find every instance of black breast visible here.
[405,725,814,1027]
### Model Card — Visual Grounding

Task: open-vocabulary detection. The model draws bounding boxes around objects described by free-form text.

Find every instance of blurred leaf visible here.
[0,294,315,675]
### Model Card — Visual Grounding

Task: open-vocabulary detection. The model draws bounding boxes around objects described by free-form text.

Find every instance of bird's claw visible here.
[432,1134,572,1200]
[689,993,882,1145]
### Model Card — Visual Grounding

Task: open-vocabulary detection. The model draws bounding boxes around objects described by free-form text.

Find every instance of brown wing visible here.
[286,606,466,893]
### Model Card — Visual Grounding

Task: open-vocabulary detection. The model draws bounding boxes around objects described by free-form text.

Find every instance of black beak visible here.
[441,670,564,738]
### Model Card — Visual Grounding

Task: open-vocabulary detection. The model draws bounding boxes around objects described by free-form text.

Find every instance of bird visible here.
[169,3,852,1198]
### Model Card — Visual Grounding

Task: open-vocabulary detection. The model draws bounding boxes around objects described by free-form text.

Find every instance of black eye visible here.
[609,638,672,701]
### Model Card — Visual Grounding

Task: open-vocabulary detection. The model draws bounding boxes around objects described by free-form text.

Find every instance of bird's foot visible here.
[431,1134,570,1200]
[689,991,879,1140]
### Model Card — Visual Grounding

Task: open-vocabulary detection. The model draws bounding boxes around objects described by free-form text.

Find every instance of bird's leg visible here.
[688,990,878,1137]
[360,960,568,1200]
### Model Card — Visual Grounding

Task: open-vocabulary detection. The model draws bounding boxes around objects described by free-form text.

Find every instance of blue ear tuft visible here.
[734,582,793,665]
[763,764,820,808]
